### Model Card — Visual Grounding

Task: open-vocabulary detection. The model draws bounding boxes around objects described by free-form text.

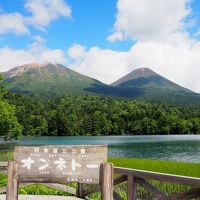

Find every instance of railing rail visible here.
[0,162,8,167]
[1,162,200,199]
[114,166,200,187]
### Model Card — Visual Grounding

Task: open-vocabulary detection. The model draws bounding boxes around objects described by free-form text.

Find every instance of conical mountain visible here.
[111,68,192,93]
[2,63,104,96]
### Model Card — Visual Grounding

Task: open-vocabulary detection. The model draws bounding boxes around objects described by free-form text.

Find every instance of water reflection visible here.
[109,140,200,162]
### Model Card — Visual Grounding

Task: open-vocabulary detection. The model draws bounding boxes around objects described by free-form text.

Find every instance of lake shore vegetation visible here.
[5,94,200,137]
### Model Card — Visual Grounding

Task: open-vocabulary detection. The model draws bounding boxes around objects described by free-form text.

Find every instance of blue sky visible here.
[0,0,133,51]
[0,0,200,92]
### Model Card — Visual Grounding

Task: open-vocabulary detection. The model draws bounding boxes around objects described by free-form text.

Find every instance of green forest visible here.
[0,75,200,139]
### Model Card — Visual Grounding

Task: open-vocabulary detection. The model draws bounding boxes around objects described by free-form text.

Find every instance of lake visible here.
[0,135,200,163]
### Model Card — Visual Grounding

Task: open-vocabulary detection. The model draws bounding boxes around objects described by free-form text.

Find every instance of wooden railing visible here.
[113,167,200,200]
[1,162,200,199]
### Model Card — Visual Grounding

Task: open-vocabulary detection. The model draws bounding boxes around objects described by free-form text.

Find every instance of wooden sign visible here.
[14,145,107,184]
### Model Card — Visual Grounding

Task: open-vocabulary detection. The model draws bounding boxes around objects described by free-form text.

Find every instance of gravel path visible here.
[0,195,83,200]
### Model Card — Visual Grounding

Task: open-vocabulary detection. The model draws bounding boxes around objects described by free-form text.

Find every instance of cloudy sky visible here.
[0,0,200,92]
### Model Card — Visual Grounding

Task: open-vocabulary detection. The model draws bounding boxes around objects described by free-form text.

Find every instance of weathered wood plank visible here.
[0,186,6,194]
[77,183,84,198]
[1,194,84,200]
[0,162,8,167]
[114,167,200,187]
[127,175,136,200]
[113,191,123,200]
[101,163,113,200]
[159,187,200,200]
[114,175,127,186]
[83,175,127,196]
[14,145,107,184]
[6,161,18,200]
[136,177,166,198]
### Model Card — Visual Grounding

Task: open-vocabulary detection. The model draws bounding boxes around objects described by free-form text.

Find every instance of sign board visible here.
[14,145,107,184]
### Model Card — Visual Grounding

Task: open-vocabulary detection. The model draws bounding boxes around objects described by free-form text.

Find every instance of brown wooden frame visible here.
[5,145,113,200]
[6,161,113,200]
[2,162,200,199]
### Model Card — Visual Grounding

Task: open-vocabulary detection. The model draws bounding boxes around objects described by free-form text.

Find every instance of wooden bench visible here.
[6,145,113,200]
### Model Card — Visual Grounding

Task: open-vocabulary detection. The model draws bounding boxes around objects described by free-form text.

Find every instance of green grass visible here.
[19,184,70,196]
[109,157,200,178]
[0,150,13,162]
[0,173,7,187]
[109,158,200,199]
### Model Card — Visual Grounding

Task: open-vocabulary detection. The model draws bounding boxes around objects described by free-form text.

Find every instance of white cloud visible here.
[125,39,200,93]
[107,31,124,42]
[71,47,127,83]
[108,0,191,42]
[1,0,200,93]
[75,0,196,93]
[0,37,66,71]
[69,37,200,93]
[25,0,71,29]
[0,13,29,35]
[68,44,86,60]
[0,0,72,35]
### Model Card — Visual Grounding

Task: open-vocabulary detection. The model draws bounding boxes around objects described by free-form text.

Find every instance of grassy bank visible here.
[109,158,200,199]
[109,157,200,178]
[0,150,13,162]
[1,156,200,199]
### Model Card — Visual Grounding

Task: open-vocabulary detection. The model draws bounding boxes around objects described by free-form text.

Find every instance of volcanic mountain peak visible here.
[111,67,157,86]
[1,63,104,96]
[3,63,69,79]
[111,67,193,93]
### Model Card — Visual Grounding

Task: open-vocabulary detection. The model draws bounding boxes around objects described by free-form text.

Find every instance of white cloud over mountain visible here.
[0,0,200,92]
[0,37,66,71]
[70,0,200,92]
[68,44,86,60]
[69,33,200,93]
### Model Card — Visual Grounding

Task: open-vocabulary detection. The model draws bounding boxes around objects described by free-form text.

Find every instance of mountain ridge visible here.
[1,63,199,104]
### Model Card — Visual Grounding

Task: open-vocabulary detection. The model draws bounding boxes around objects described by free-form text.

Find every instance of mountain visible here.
[2,63,105,97]
[1,64,200,104]
[2,63,142,98]
[111,67,192,93]
[111,68,200,104]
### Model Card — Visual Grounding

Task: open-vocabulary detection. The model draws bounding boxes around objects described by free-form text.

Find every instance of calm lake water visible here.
[0,135,200,163]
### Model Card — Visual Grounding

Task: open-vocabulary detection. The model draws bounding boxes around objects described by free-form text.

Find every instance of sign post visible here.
[6,145,113,200]
[14,145,107,184]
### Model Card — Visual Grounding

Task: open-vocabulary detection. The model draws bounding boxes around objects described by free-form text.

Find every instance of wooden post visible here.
[6,161,18,200]
[101,163,113,200]
[127,175,136,200]
[77,182,84,198]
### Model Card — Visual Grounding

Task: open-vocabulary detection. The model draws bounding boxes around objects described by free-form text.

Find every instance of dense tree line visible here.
[0,75,22,140]
[4,93,200,137]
